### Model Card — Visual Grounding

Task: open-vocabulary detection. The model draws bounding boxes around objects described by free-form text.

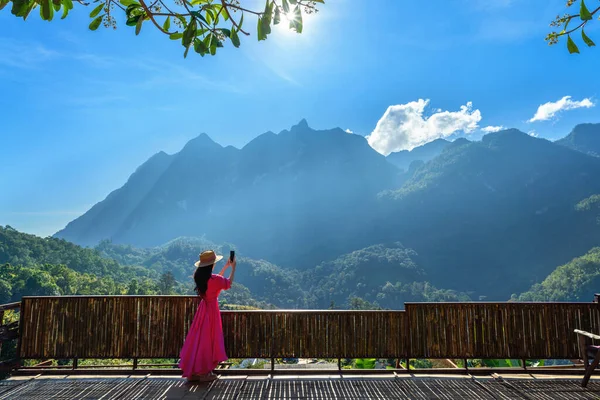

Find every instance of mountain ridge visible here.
[54,122,600,301]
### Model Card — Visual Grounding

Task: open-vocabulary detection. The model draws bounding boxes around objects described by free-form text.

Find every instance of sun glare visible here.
[273,7,317,37]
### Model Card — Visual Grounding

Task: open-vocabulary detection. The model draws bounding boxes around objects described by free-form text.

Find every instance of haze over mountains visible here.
[55,121,600,302]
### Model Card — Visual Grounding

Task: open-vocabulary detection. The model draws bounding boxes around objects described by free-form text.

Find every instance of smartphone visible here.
[229,250,235,263]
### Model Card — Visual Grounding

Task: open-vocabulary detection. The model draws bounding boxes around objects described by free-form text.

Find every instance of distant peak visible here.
[291,118,310,131]
[180,133,221,153]
[571,123,600,135]
[482,128,531,146]
[195,132,215,143]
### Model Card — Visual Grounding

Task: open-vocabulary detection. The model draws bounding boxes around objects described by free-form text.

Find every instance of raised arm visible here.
[218,260,230,276]
[228,258,237,284]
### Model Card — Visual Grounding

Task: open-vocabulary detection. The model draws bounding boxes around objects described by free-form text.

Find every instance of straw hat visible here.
[194,250,223,268]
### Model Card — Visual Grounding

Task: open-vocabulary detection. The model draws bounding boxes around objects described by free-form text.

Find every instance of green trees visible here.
[0,226,161,301]
[1,0,323,57]
[576,194,600,225]
[517,248,600,301]
[0,263,161,301]
[158,271,176,294]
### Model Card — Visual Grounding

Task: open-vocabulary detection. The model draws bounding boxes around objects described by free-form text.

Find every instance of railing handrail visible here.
[405,301,600,305]
[13,296,600,362]
[0,302,21,311]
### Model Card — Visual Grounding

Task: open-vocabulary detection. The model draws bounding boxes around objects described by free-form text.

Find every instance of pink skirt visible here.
[179,299,228,377]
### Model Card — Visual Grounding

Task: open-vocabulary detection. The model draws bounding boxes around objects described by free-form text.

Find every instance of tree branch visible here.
[221,0,249,36]
[139,0,170,34]
[557,7,600,37]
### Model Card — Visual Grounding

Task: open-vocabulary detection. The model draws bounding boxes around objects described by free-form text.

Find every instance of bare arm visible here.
[228,259,237,284]
[218,261,230,276]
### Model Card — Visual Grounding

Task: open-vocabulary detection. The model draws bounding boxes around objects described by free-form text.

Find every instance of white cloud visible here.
[345,128,353,134]
[482,125,505,133]
[528,130,538,138]
[366,99,482,155]
[529,96,595,123]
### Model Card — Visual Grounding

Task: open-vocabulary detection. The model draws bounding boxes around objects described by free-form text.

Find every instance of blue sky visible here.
[1,0,600,236]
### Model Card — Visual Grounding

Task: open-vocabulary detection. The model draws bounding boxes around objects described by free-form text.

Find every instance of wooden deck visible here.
[2,374,600,399]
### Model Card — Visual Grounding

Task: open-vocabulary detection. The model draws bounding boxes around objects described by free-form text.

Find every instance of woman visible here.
[179,250,236,382]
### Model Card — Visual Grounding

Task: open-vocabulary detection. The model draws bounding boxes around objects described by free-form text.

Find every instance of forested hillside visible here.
[517,248,600,302]
[0,226,267,308]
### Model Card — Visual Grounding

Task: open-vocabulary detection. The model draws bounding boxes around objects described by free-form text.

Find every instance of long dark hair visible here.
[194,264,214,297]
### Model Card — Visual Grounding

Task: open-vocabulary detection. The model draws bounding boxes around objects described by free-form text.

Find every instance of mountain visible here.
[55,122,600,302]
[56,150,174,246]
[375,129,600,299]
[56,120,400,267]
[556,123,600,157]
[386,139,450,171]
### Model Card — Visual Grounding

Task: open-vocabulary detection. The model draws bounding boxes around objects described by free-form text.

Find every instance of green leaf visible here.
[169,32,183,40]
[125,3,139,15]
[582,29,595,47]
[290,5,302,33]
[119,0,134,6]
[567,35,580,53]
[274,6,280,25]
[23,1,36,19]
[40,0,54,20]
[89,2,103,17]
[61,0,71,19]
[219,28,231,37]
[238,13,244,30]
[261,1,272,36]
[0,0,9,11]
[194,37,208,54]
[11,0,28,17]
[135,15,143,35]
[89,14,103,30]
[203,33,212,48]
[126,14,141,26]
[183,45,190,58]
[230,24,240,47]
[221,5,229,20]
[190,10,207,24]
[257,16,265,41]
[282,0,289,13]
[312,0,323,2]
[289,0,296,4]
[163,16,170,31]
[182,19,197,48]
[580,0,593,21]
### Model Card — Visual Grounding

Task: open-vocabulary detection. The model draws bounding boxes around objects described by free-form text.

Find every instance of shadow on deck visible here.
[2,374,600,399]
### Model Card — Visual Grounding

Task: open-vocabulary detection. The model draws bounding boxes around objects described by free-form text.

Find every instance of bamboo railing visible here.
[13,297,600,363]
[406,302,600,359]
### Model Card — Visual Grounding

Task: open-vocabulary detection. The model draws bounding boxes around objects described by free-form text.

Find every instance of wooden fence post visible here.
[0,310,4,356]
[270,313,275,373]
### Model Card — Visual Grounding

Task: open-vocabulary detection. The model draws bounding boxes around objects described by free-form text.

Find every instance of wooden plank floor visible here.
[2,375,600,399]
